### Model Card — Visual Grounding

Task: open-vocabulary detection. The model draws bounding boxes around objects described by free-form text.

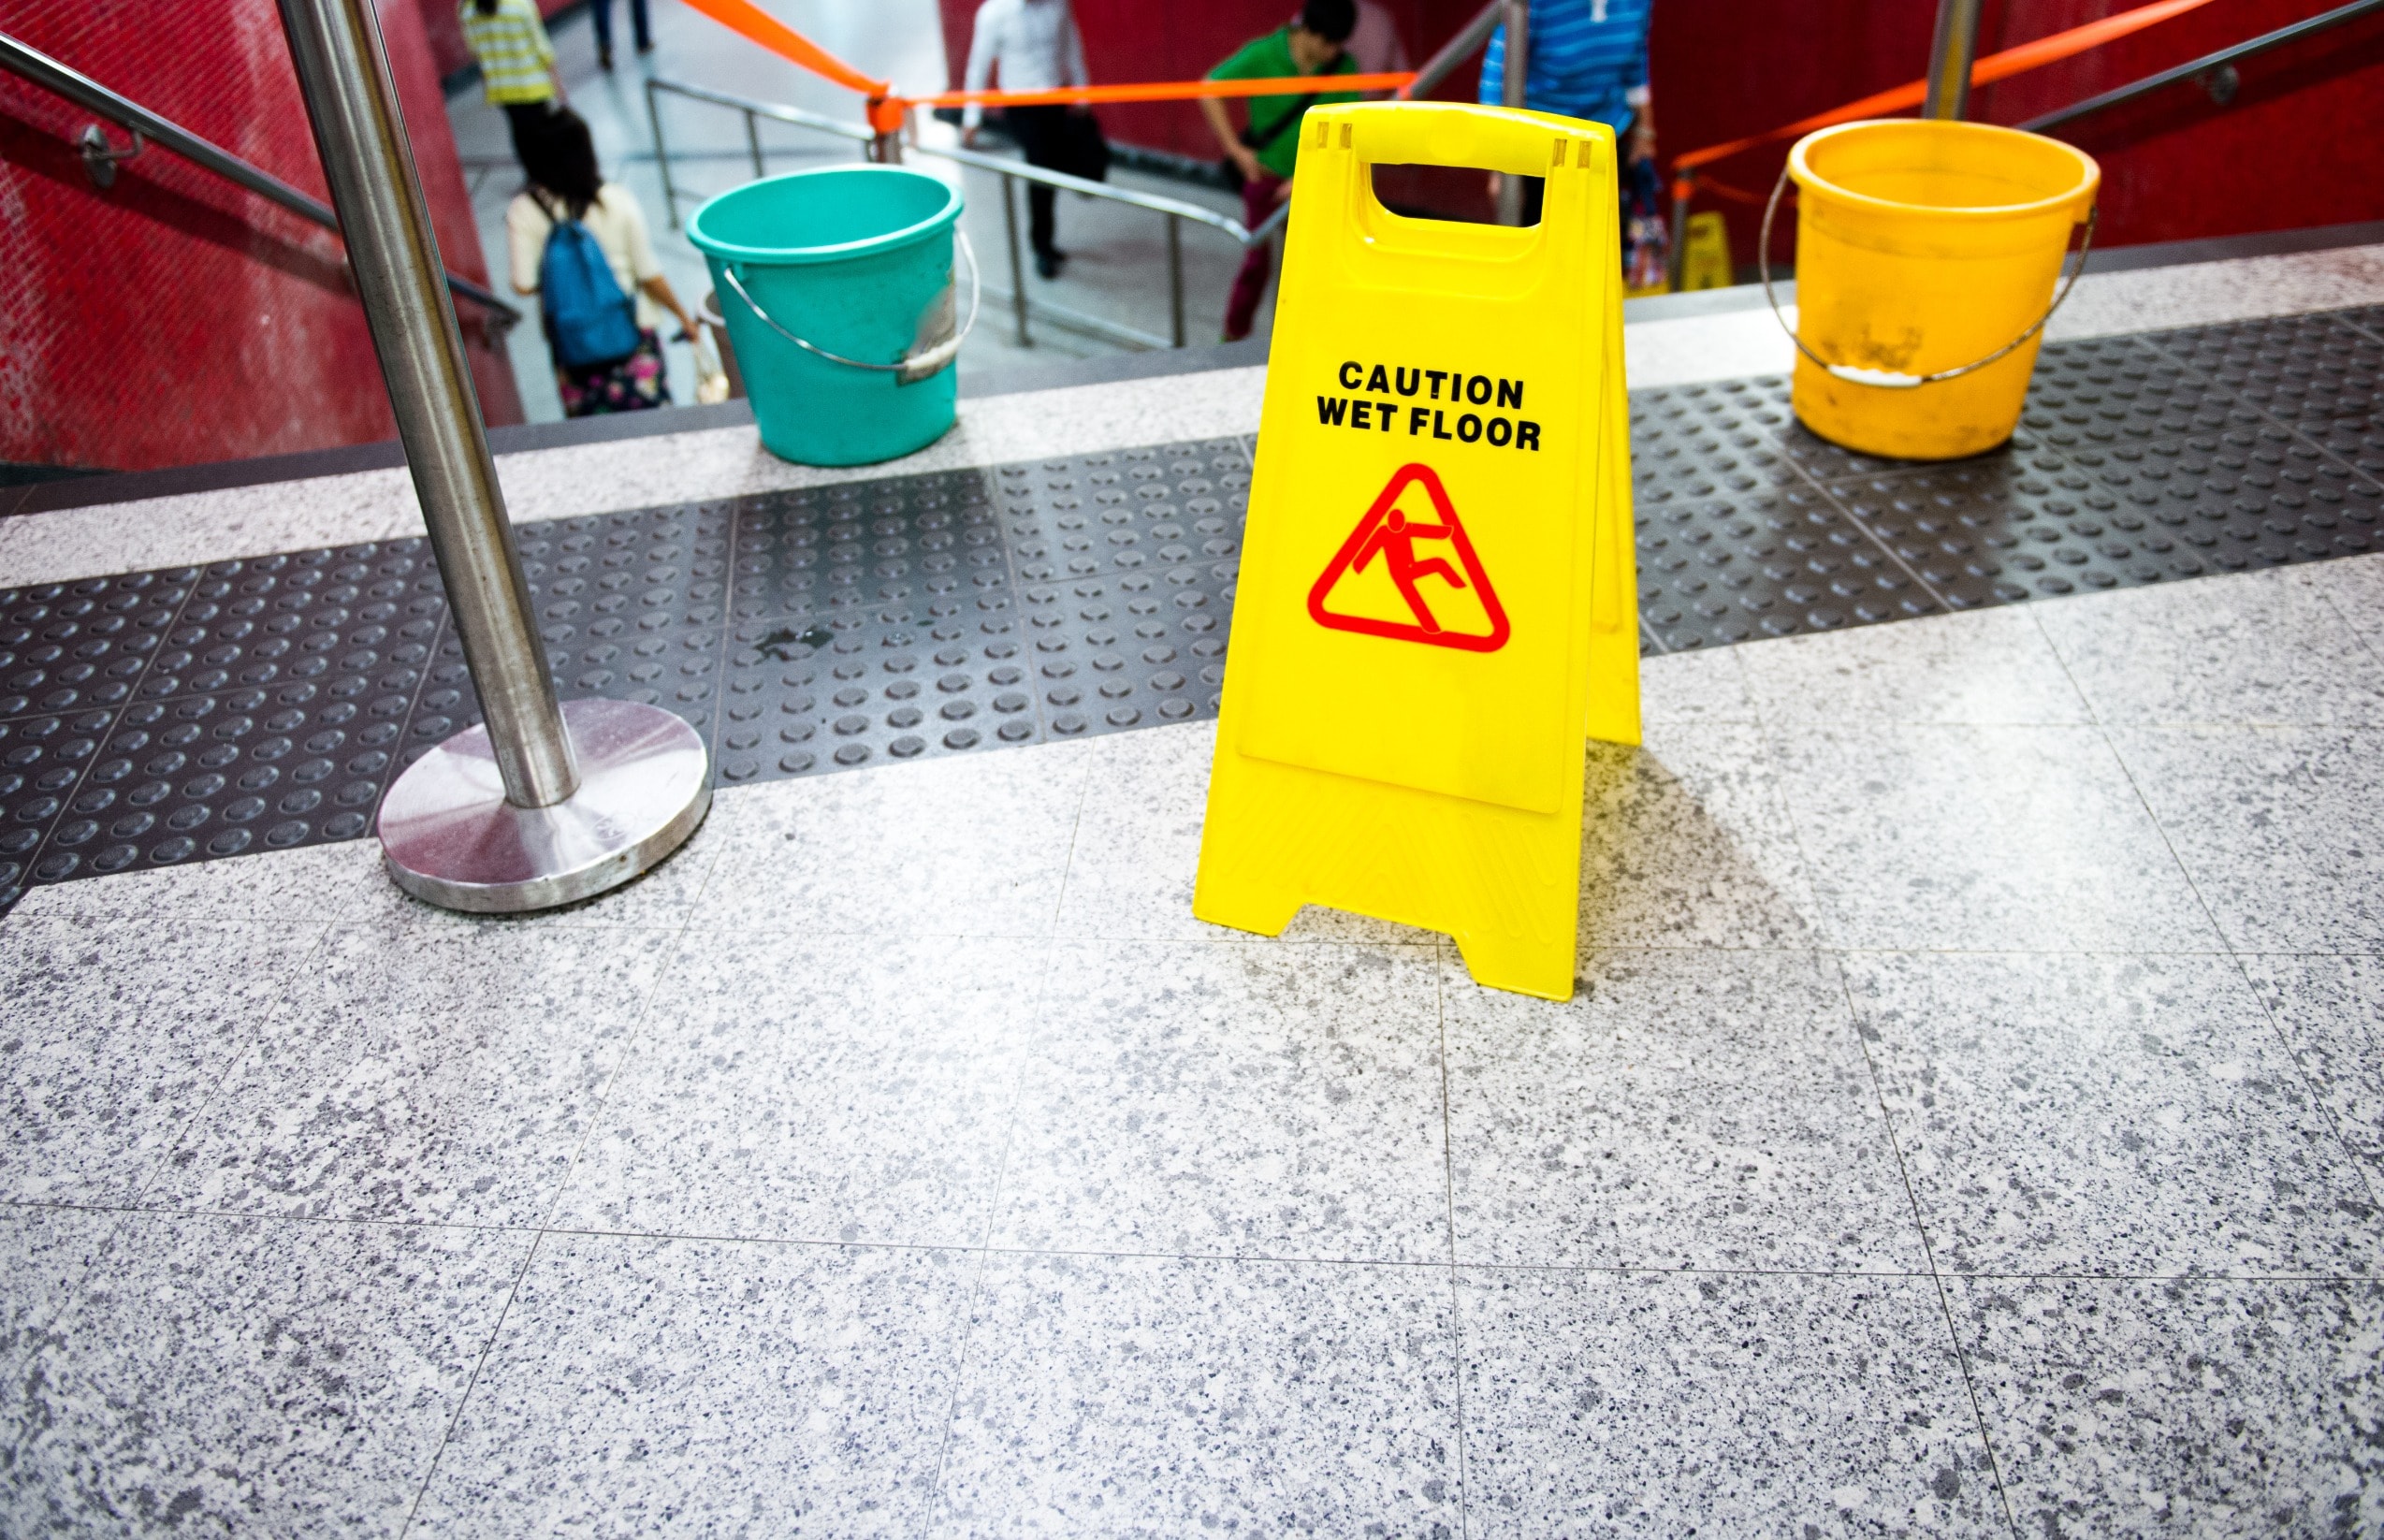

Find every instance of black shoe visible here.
[635,40,653,55]
[1035,250,1066,280]
[598,46,614,69]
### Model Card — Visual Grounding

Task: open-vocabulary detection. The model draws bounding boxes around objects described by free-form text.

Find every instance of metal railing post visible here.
[1495,0,1530,224]
[1001,172,1030,345]
[646,78,677,216]
[1666,172,1692,291]
[275,0,707,912]
[1924,0,1984,119]
[745,108,764,178]
[1167,213,1185,349]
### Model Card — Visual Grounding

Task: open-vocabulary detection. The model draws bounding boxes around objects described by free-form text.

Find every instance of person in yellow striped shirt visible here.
[459,0,564,166]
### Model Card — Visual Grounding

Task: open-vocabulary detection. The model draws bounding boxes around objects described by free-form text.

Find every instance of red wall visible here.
[0,0,522,473]
[939,0,2384,256]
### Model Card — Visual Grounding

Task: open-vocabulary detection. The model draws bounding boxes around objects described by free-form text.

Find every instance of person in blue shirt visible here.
[1478,0,1657,234]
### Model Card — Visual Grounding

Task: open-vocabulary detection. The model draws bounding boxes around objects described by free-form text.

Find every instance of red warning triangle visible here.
[1306,463,1510,653]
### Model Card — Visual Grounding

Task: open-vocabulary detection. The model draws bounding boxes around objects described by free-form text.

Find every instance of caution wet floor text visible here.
[1194,101,1640,1001]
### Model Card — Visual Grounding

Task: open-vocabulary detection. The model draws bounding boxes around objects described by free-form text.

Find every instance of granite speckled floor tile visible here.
[1734,604,2091,725]
[1636,645,1758,723]
[412,1233,972,1538]
[1766,723,2220,951]
[0,919,325,1206]
[1445,949,1921,1272]
[1052,721,1442,946]
[1849,951,2377,1278]
[151,924,672,1228]
[2110,726,2384,952]
[2296,550,2384,657]
[0,1206,116,1389]
[2238,953,2384,1199]
[1577,727,1821,951]
[2034,565,2384,725]
[931,1252,1461,1537]
[2,1213,530,1539]
[555,935,1043,1248]
[689,736,1096,937]
[1955,1275,2384,1539]
[992,941,1448,1263]
[1459,1268,2004,1537]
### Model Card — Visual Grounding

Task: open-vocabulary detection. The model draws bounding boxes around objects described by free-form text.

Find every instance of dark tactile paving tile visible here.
[144,544,443,709]
[1019,569,1230,739]
[0,709,115,905]
[1,568,196,718]
[25,685,396,887]
[1005,440,1250,588]
[1830,453,2215,608]
[713,604,1033,785]
[2064,429,2382,569]
[397,617,727,774]
[2141,311,2384,433]
[2299,413,2384,485]
[2016,334,2272,452]
[727,472,1009,626]
[1627,377,1809,505]
[1635,485,1937,650]
[516,503,733,637]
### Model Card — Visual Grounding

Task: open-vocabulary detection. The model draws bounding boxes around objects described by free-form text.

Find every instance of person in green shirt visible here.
[1202,0,1359,341]
[458,0,564,169]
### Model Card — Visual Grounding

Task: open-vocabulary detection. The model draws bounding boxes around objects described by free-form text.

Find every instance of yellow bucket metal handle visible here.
[1757,167,2098,390]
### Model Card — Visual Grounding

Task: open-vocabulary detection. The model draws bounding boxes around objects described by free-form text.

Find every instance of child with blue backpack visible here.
[505,108,697,416]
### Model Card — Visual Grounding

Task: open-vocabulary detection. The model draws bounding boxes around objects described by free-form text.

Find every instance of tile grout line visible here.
[395,902,698,1536]
[1434,939,1471,1539]
[2035,597,2384,1220]
[915,756,1093,1534]
[1740,669,2022,1536]
[7,559,209,913]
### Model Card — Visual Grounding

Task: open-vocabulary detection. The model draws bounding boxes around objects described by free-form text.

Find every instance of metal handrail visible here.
[0,28,521,326]
[1400,0,1506,103]
[646,74,1258,351]
[2018,0,2384,133]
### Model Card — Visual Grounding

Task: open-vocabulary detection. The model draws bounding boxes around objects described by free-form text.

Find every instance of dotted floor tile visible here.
[1636,485,1937,650]
[5,305,2383,911]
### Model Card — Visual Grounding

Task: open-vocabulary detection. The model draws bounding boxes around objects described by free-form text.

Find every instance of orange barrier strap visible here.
[676,0,890,100]
[1673,0,2222,172]
[897,73,1418,112]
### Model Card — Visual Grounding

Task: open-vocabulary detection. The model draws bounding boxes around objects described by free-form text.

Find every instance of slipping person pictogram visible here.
[1308,462,1509,652]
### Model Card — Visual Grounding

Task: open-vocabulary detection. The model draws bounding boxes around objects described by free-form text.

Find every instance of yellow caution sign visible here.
[1681,210,1734,292]
[1194,101,1639,1001]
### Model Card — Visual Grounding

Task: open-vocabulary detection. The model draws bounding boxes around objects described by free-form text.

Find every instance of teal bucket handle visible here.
[720,230,981,387]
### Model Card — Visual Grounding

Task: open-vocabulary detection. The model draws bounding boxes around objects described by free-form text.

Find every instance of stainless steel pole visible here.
[745,109,765,178]
[1001,172,1030,346]
[646,79,677,217]
[1166,214,1185,348]
[1924,0,1984,119]
[1495,0,1530,225]
[277,0,707,912]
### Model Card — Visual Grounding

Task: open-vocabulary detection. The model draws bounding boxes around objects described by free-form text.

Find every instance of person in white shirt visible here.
[961,0,1100,279]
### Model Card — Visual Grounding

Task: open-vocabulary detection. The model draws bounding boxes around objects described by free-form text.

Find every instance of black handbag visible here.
[1220,90,1317,192]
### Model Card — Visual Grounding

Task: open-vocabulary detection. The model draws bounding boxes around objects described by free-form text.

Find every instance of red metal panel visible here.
[0,0,522,473]
[940,0,2382,258]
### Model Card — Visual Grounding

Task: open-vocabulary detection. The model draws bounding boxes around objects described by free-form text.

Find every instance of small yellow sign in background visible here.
[1194,101,1640,1001]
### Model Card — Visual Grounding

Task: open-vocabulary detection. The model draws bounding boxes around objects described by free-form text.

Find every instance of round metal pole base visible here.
[377,698,710,914]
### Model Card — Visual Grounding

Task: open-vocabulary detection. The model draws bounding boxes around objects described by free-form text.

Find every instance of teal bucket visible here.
[689,166,976,467]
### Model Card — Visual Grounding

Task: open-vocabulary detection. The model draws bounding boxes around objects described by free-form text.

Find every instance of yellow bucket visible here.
[1769,120,2100,460]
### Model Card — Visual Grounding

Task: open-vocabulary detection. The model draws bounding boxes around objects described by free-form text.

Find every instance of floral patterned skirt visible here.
[556,328,669,417]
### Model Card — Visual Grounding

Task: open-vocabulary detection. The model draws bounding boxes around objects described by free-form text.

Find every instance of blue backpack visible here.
[533,191,642,367]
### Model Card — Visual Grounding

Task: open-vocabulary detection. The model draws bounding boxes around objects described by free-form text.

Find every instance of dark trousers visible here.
[1225,174,1285,341]
[589,0,650,54]
[1005,105,1071,258]
[502,101,554,167]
